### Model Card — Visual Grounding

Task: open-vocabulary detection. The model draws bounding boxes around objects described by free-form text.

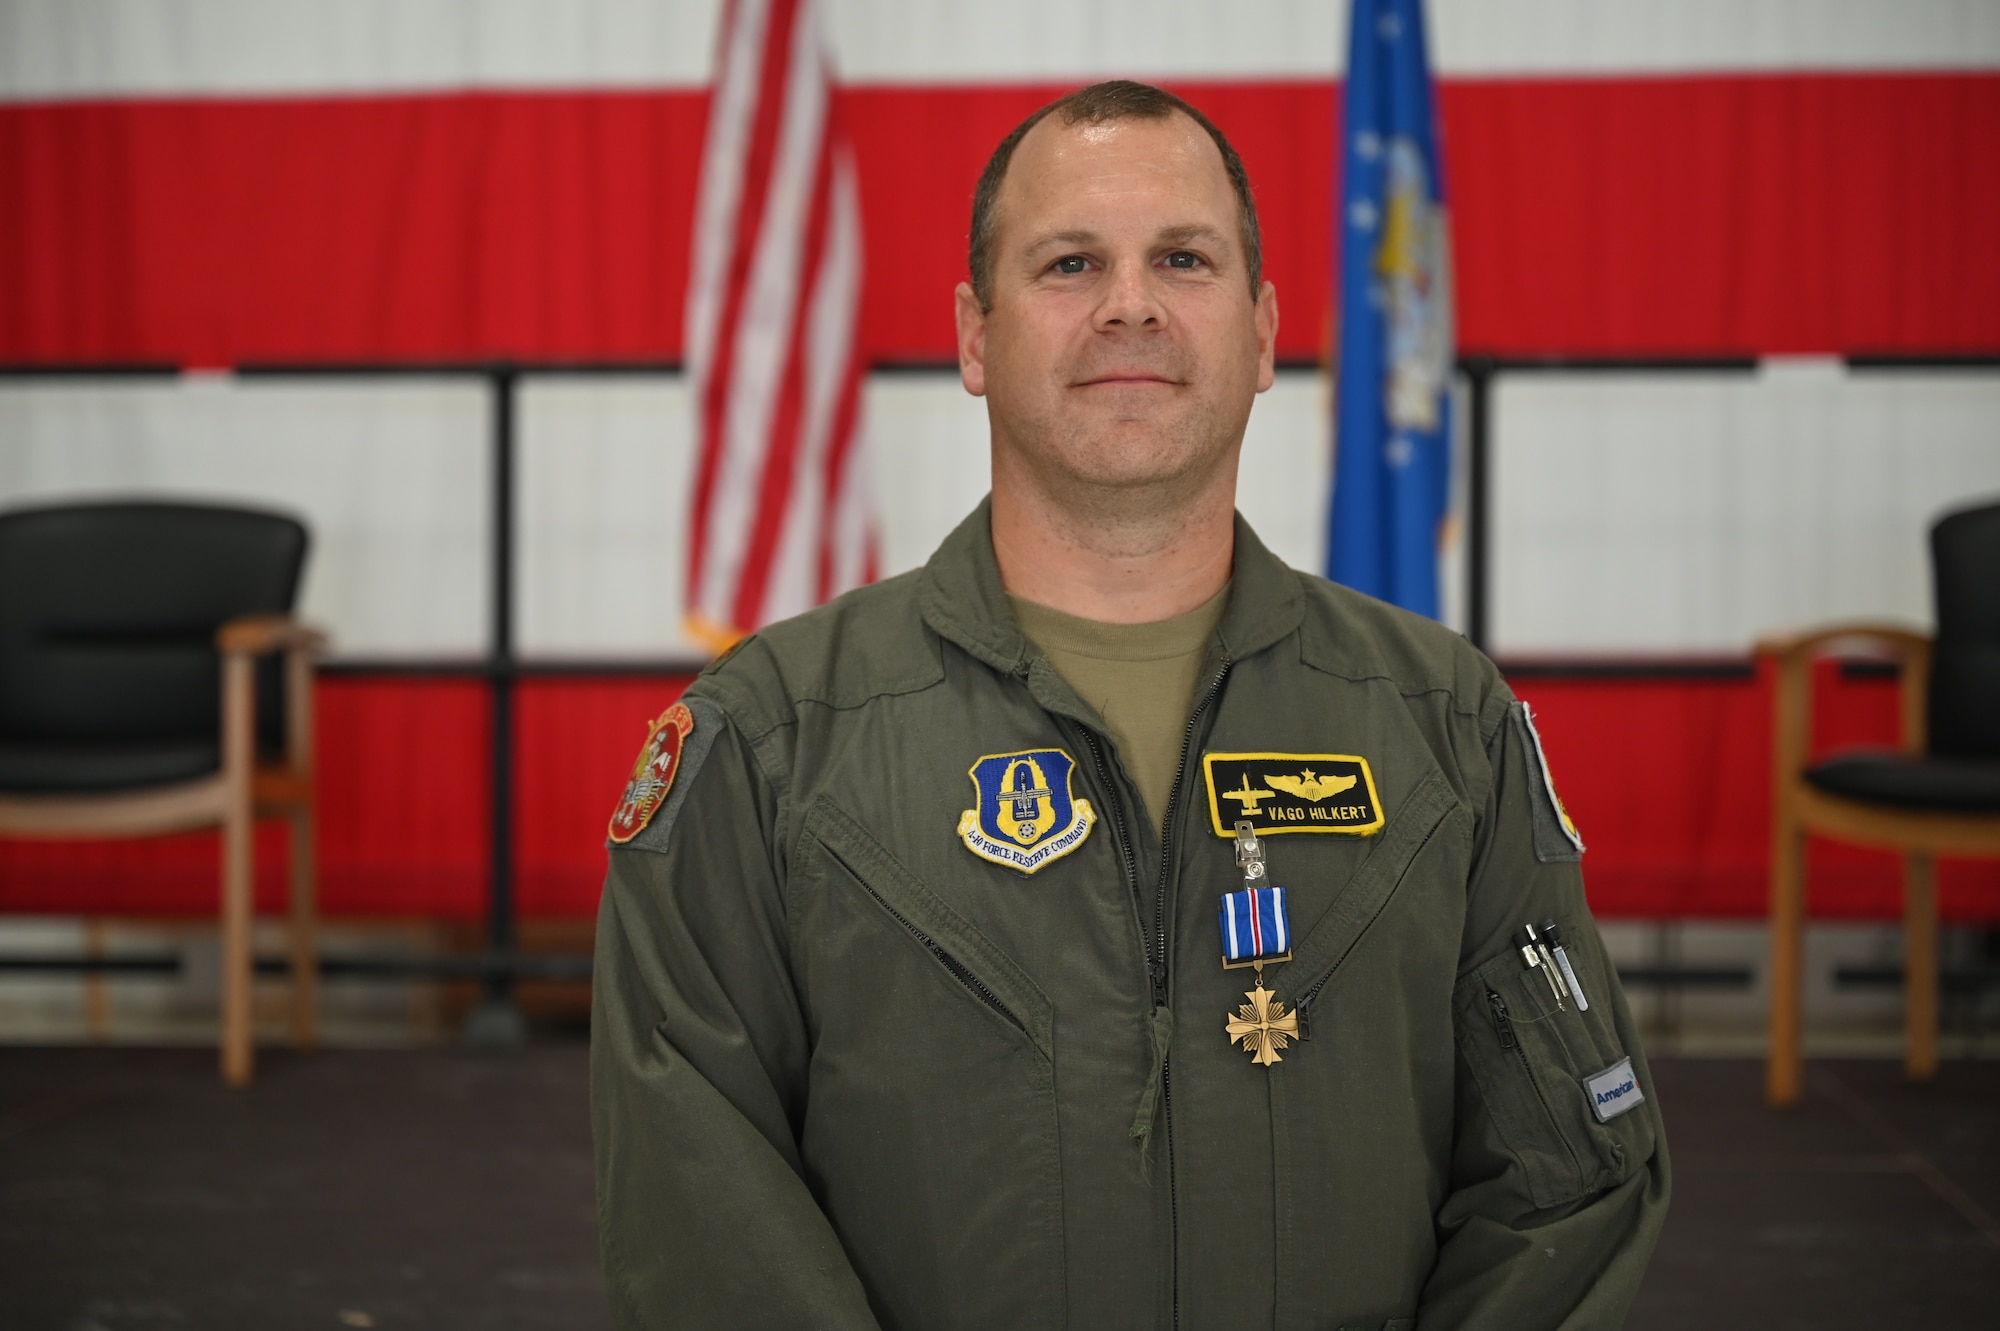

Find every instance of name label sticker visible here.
[1584,1056,1645,1122]
[1202,752,1385,837]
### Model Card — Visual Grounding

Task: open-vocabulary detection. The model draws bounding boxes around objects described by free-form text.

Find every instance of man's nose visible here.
[1092,258,1168,331]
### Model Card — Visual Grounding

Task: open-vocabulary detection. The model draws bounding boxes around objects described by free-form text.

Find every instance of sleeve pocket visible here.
[1452,934,1657,1210]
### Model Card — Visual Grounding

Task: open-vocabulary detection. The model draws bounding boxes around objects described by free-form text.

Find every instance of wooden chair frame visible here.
[0,614,326,1086]
[1761,622,2000,1108]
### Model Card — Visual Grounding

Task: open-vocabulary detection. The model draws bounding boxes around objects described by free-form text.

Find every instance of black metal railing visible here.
[4,350,1994,1009]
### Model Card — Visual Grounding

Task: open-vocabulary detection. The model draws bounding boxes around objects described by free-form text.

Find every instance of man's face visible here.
[956,112,1278,503]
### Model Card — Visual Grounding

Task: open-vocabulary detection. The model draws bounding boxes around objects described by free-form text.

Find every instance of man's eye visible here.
[1052,255,1088,275]
[1165,251,1202,269]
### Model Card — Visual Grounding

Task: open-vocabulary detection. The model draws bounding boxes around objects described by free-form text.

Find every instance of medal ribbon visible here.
[1219,885,1291,965]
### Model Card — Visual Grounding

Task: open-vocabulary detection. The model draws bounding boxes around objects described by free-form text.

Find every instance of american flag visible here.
[684,0,878,652]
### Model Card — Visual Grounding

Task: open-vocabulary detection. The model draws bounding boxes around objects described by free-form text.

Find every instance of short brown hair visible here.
[967,80,1263,312]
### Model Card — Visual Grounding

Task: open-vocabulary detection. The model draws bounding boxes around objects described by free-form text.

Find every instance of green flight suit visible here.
[592,500,1669,1330]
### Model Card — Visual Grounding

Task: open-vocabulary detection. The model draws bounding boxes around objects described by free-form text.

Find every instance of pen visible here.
[1539,918,1589,1011]
[1524,922,1570,1005]
[1516,924,1566,1008]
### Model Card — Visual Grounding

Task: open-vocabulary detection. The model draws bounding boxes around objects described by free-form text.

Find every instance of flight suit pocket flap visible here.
[803,798,1055,1058]
[1288,771,1457,989]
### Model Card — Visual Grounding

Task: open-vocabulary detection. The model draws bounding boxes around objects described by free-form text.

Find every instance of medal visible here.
[1220,820,1300,1066]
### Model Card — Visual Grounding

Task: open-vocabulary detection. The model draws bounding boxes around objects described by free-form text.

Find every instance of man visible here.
[593,81,1668,1329]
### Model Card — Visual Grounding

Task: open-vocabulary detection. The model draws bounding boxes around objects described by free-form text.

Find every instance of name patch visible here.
[1584,1056,1645,1122]
[958,748,1096,873]
[1202,753,1385,837]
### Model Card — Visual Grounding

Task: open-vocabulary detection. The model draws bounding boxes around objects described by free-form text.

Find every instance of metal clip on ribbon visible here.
[1222,821,1292,971]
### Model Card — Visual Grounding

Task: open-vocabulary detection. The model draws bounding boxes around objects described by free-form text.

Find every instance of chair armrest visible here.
[216,614,329,657]
[217,616,327,777]
[1754,622,1930,665]
[1758,621,1932,758]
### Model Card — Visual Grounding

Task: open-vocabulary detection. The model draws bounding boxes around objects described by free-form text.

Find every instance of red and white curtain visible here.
[3,0,1998,920]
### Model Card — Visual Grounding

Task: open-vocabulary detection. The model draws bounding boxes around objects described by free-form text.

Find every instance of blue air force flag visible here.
[1327,0,1454,618]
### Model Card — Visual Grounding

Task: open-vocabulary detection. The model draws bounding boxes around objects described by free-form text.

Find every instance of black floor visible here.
[0,1046,1995,1330]
[0,1045,607,1331]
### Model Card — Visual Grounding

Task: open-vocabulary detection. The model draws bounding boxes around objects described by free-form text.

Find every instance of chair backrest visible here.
[0,502,308,749]
[1929,499,2000,760]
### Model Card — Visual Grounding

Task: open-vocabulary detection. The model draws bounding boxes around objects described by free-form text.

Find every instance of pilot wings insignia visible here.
[1202,753,1384,837]
[1261,770,1358,802]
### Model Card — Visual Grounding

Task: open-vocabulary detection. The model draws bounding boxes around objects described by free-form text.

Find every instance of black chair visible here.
[0,501,326,1086]
[1760,499,2000,1107]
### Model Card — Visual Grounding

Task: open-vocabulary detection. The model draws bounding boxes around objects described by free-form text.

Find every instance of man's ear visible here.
[955,281,988,398]
[1254,280,1279,394]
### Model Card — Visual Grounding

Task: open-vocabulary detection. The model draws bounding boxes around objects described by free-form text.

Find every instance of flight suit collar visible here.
[916,496,1306,677]
[918,498,1034,677]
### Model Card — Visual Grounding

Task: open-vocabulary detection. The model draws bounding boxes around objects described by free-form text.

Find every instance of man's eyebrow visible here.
[1020,228,1102,257]
[1020,223,1230,259]
[1156,223,1228,247]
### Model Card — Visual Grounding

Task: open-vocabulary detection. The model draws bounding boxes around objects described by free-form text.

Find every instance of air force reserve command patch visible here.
[1202,753,1384,836]
[608,703,695,845]
[958,748,1096,873]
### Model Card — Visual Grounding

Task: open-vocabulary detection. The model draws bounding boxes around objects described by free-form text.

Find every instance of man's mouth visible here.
[1075,372,1180,387]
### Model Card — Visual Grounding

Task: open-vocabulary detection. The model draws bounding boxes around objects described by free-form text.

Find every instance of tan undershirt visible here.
[1009,585,1230,835]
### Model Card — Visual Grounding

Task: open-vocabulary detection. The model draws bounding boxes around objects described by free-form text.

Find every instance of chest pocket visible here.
[1452,935,1657,1210]
[1281,771,1457,1014]
[799,797,1052,1055]
[793,799,1066,1331]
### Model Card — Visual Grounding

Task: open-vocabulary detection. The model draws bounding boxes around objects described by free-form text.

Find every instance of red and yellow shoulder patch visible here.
[608,703,696,845]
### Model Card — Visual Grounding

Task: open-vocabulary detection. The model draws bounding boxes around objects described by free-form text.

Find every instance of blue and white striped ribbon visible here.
[1220,885,1291,964]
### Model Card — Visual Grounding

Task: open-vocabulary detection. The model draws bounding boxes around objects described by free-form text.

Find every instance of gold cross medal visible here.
[1221,821,1300,1066]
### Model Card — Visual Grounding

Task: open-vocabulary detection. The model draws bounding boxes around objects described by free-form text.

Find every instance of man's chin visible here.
[1046,444,1214,497]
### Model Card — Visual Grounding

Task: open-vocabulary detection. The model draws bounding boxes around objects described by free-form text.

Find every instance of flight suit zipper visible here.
[1079,658,1231,1331]
[1079,728,1151,999]
[1291,811,1448,1040]
[1486,987,1585,1181]
[853,878,1025,1035]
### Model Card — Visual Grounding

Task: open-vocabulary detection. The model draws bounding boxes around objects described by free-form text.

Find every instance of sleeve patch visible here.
[606,696,726,854]
[1513,702,1585,862]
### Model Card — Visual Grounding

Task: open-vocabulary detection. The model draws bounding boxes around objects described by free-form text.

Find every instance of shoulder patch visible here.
[1201,753,1384,837]
[606,696,728,853]
[1513,703,1584,861]
[612,695,732,851]
[608,703,695,845]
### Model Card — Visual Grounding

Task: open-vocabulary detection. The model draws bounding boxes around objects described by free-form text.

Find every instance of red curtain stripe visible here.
[2,74,1996,366]
[3,671,1995,922]
[1515,666,2000,922]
